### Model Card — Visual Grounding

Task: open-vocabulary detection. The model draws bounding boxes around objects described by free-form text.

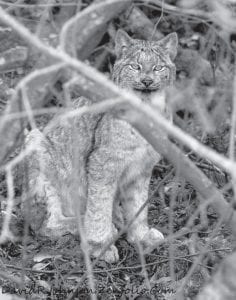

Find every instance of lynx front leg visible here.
[85,157,119,263]
[122,171,164,251]
[24,129,77,236]
[27,175,77,236]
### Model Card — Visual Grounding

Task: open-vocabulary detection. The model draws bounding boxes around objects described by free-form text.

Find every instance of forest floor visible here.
[0,159,235,300]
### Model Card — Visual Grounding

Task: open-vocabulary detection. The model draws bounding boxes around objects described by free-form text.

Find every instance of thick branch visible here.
[197,251,236,300]
[60,0,131,58]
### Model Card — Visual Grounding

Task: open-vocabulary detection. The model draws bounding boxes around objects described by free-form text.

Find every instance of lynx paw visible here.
[40,216,78,237]
[141,228,164,250]
[128,227,164,252]
[91,244,119,263]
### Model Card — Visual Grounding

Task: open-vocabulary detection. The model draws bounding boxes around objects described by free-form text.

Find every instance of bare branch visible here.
[0,167,16,244]
[60,0,131,58]
[197,251,236,300]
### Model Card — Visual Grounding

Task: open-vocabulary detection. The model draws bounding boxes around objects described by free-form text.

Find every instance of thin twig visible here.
[151,0,164,40]
[229,63,236,197]
[1,1,78,8]
[21,86,37,129]
[137,242,155,300]
[0,168,15,244]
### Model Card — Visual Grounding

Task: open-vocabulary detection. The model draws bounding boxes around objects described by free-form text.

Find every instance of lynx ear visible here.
[157,32,178,60]
[115,29,133,57]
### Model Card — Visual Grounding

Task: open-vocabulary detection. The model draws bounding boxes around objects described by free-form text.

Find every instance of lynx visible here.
[24,30,178,263]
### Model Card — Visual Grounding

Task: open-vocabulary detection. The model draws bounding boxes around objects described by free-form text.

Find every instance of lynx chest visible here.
[94,114,161,165]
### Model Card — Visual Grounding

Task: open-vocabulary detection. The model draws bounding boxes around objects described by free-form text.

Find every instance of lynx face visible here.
[112,30,178,101]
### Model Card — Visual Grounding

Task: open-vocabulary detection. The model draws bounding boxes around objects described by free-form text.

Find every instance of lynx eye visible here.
[130,64,141,71]
[153,65,165,71]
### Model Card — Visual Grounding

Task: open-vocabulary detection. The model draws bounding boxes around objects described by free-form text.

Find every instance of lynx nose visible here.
[141,77,153,87]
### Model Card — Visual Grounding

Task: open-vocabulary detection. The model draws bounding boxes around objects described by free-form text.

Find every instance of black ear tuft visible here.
[157,32,178,60]
[115,29,133,57]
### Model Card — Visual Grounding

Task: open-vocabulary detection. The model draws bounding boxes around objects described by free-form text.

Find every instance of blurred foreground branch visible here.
[197,251,236,300]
